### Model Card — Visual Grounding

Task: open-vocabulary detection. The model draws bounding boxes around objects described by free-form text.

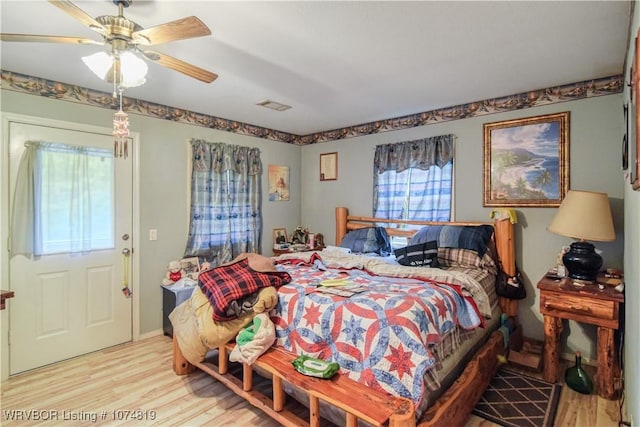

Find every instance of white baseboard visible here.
[137,329,164,341]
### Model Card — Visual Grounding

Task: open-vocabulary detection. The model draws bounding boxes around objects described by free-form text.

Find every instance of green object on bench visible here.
[236,316,261,346]
[292,354,340,379]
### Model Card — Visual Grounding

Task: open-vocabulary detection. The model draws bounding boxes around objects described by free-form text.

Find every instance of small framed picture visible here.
[180,257,200,277]
[320,152,338,181]
[268,165,290,201]
[273,228,288,244]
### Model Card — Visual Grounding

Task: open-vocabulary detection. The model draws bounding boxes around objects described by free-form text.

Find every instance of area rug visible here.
[472,367,562,427]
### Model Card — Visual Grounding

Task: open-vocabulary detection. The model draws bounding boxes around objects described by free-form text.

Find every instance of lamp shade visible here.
[117,51,148,87]
[82,51,147,88]
[82,51,112,80]
[547,190,615,242]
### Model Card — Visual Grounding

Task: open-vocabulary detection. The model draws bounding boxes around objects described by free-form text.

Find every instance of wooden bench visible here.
[173,337,415,427]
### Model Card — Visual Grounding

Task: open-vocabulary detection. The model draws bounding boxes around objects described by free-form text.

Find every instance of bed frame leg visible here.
[389,399,416,427]
[219,346,228,374]
[243,363,253,391]
[309,395,320,427]
[346,413,357,427]
[273,376,285,411]
[172,335,194,375]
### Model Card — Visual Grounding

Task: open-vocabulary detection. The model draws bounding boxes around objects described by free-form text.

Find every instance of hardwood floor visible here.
[1,335,622,426]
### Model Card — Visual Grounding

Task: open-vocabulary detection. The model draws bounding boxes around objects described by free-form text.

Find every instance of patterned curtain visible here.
[184,139,262,264]
[373,134,454,221]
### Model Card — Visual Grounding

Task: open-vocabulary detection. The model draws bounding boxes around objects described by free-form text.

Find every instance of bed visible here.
[171,207,519,427]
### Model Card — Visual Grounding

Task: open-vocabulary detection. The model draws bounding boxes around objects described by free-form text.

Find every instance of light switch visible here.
[149,229,158,241]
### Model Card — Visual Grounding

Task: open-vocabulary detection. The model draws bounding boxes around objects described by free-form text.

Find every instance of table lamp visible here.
[547,190,615,283]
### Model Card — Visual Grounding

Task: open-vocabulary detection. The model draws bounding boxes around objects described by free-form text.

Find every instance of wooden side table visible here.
[537,276,624,399]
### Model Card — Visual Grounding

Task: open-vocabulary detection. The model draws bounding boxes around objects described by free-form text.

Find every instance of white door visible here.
[8,119,133,375]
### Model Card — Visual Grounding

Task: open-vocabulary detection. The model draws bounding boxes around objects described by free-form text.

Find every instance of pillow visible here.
[437,247,498,274]
[339,227,392,256]
[394,241,439,267]
[411,224,494,257]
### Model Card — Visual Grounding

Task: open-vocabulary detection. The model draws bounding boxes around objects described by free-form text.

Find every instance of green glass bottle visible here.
[565,351,593,394]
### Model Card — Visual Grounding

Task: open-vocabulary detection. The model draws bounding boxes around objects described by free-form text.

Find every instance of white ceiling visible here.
[0,1,632,136]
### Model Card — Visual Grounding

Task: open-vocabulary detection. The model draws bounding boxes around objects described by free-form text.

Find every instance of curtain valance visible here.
[374,134,454,174]
[191,139,262,175]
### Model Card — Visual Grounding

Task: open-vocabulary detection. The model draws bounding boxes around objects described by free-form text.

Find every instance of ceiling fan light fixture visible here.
[82,51,113,80]
[82,50,147,88]
[118,51,147,87]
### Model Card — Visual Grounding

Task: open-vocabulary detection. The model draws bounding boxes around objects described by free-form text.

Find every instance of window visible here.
[374,163,453,222]
[40,144,114,253]
[11,142,114,256]
[373,135,454,246]
[184,139,262,265]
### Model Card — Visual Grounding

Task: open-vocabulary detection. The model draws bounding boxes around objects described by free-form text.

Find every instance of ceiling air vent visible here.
[256,100,291,112]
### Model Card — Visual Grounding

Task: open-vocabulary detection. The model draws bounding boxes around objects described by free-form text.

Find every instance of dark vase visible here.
[565,352,593,394]
[562,241,603,282]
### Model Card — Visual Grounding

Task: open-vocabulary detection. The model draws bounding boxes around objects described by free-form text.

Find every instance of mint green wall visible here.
[0,90,301,338]
[300,94,625,365]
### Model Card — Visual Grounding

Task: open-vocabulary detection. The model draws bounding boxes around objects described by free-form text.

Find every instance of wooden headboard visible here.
[334,206,518,318]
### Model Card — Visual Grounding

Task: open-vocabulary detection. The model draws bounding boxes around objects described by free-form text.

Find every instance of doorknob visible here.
[122,248,131,255]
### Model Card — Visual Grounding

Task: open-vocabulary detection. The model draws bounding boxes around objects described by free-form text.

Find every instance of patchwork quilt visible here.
[271,254,485,408]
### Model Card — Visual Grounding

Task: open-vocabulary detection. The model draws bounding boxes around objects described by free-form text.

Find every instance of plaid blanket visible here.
[198,258,291,321]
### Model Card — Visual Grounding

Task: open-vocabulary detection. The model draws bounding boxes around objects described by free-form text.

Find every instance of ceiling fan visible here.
[0,0,218,85]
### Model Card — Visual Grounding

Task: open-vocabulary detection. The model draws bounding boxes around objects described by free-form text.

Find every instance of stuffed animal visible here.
[162,260,185,285]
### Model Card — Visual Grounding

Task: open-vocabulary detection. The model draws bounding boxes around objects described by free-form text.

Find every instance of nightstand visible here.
[537,276,624,399]
[161,285,195,337]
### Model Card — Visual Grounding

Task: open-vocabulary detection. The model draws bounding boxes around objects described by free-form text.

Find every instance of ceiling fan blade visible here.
[141,49,217,83]
[1,33,103,45]
[132,16,211,46]
[48,0,107,35]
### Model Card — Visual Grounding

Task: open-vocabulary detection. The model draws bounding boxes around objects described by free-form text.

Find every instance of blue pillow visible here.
[340,227,392,256]
[394,241,439,267]
[411,224,493,257]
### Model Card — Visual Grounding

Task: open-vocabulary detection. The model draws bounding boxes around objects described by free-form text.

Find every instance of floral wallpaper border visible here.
[1,70,622,145]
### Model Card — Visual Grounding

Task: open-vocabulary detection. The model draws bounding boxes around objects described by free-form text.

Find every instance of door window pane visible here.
[39,144,114,254]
